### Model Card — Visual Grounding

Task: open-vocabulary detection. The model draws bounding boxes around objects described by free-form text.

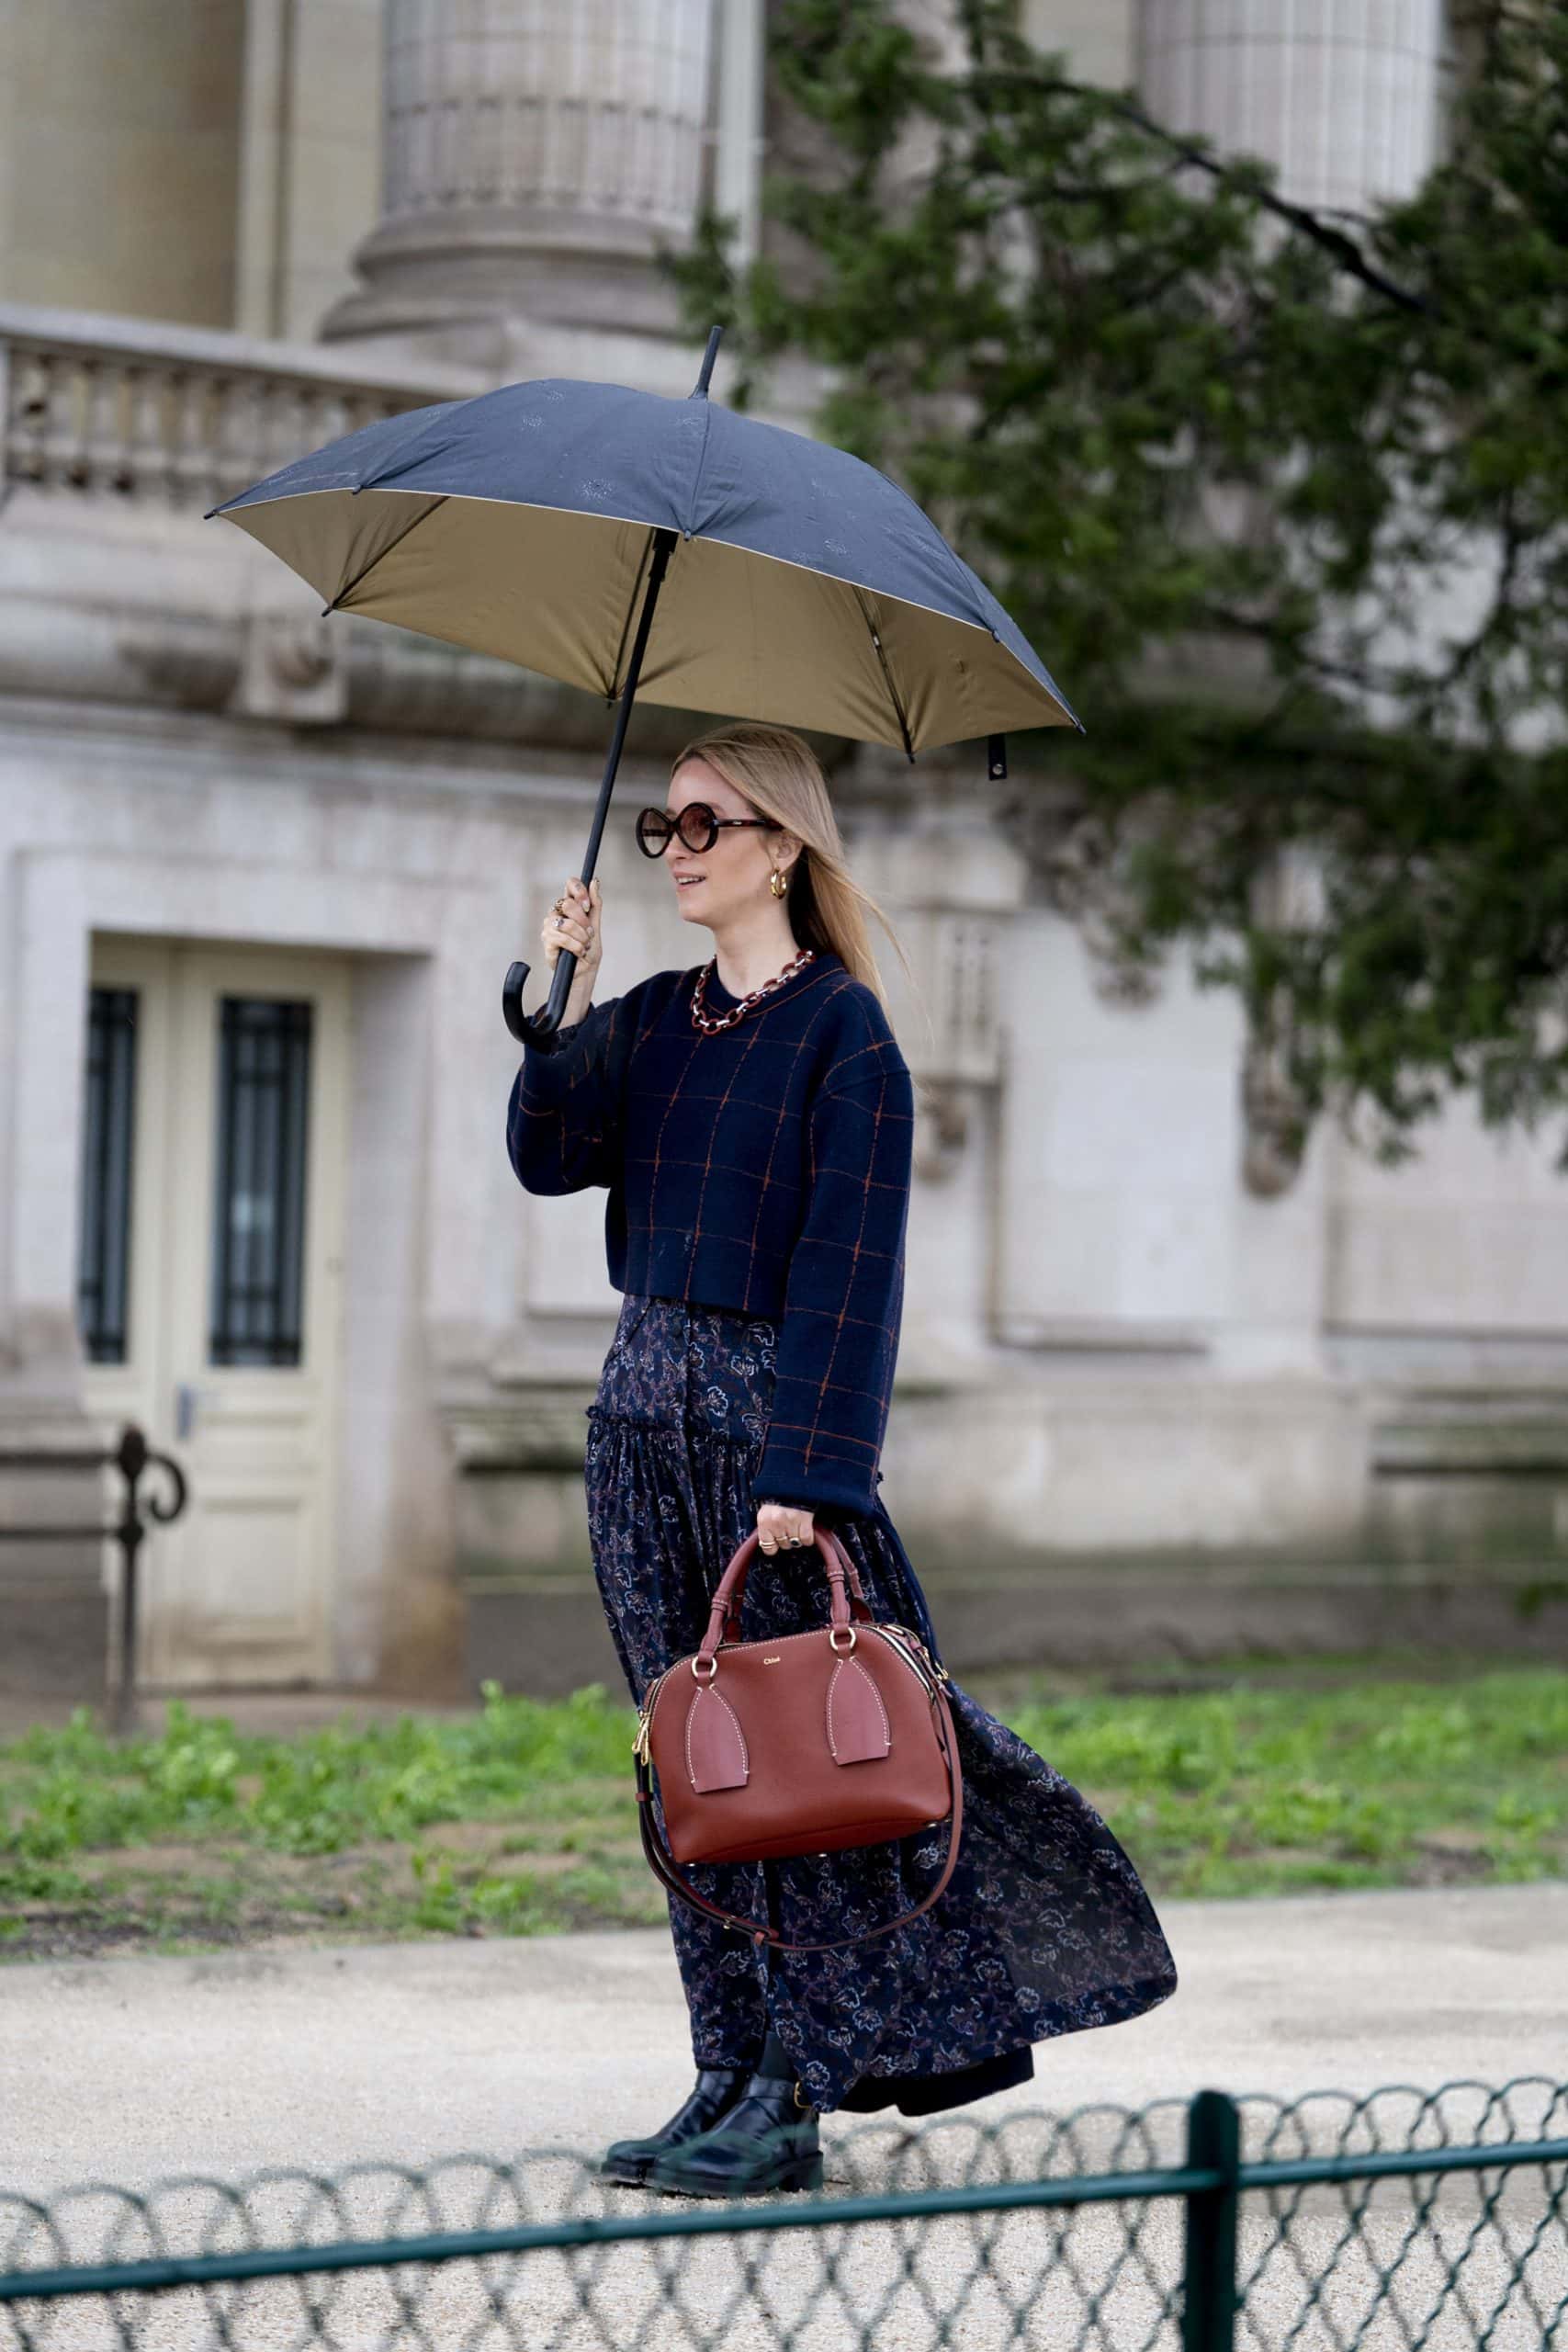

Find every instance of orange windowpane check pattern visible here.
[506,951,914,1518]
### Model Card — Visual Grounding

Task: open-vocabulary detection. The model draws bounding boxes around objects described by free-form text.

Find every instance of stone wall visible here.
[0,1,246,327]
[0,0,383,342]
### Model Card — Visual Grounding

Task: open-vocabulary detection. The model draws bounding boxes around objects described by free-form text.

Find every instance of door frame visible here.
[82,934,350,1688]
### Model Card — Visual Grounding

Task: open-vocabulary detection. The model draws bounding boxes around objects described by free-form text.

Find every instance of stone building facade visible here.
[3,0,1564,1707]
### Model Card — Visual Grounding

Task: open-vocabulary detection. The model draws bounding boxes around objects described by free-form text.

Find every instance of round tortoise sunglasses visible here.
[636,803,782,858]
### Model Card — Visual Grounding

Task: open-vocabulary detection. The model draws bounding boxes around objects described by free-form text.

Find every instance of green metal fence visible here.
[2,2075,1563,2349]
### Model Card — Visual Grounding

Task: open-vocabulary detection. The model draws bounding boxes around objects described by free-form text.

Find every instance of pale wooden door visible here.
[81,939,349,1686]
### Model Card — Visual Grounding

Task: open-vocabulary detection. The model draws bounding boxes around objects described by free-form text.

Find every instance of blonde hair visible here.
[670,721,923,1027]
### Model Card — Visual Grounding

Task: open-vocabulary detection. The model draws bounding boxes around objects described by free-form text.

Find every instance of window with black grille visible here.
[77,986,139,1364]
[209,997,312,1368]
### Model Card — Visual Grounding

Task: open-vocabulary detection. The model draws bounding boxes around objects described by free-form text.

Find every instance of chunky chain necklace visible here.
[690,945,817,1035]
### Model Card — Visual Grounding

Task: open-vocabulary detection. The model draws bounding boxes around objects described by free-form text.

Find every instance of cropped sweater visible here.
[505,949,914,1519]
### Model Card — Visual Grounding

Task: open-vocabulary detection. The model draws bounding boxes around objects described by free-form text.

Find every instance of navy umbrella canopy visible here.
[209,328,1078,1046]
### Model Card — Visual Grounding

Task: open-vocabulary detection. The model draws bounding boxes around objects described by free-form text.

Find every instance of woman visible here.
[507,721,1178,2200]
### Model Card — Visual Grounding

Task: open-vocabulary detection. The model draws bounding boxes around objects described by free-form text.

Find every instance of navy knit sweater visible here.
[505,949,914,1519]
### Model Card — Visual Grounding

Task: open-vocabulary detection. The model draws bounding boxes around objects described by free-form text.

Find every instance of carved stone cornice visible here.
[233,609,346,724]
[445,1395,595,1478]
[1239,1022,1310,1197]
[912,1077,971,1184]
[0,532,732,749]
[1236,851,1319,1197]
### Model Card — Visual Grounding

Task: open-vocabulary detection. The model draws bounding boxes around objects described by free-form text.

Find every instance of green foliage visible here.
[0,1668,1562,1951]
[663,0,1568,1160]
[0,1682,635,1862]
[1009,1668,1568,1894]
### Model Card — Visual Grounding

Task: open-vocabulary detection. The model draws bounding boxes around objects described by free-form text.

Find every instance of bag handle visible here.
[698,1523,873,1664]
[634,1680,964,1955]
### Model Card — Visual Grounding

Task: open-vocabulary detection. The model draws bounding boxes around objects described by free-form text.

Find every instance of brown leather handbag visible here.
[632,1524,964,1954]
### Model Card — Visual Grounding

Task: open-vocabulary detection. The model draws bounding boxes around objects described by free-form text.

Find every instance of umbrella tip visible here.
[691,323,724,401]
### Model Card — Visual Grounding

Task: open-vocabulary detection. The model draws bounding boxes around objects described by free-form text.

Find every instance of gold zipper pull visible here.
[632,1666,669,1764]
[901,1622,950,1682]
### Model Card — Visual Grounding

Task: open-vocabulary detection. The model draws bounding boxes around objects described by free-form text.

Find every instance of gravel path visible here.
[3,1883,1563,2349]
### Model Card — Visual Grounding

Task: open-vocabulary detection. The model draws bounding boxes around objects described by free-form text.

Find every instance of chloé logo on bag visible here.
[763,1655,781,1664]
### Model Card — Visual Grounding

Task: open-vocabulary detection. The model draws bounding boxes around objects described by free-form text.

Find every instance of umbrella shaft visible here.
[536,523,679,1035]
[577,525,677,892]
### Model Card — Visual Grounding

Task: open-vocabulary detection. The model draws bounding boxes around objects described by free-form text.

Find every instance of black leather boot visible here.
[838,2043,1035,2115]
[598,2063,753,2188]
[644,2030,822,2199]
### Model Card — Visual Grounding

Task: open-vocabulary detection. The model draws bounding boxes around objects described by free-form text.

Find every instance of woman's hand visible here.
[541,876,604,1024]
[756,1500,815,1556]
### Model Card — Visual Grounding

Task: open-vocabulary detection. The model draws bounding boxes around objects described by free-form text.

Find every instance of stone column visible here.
[322,0,718,358]
[1137,0,1444,212]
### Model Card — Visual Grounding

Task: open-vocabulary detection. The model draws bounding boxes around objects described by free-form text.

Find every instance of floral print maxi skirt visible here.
[583,1293,1179,2116]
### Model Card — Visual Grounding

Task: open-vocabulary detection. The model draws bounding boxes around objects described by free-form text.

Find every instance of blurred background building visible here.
[4,0,1562,1708]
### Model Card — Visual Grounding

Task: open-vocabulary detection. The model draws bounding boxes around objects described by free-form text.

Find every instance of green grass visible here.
[0,1666,1563,1961]
[0,1681,665,1959]
[1002,1668,1568,1897]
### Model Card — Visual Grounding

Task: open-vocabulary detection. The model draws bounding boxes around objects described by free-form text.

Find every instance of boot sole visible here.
[642,2152,824,2199]
[596,2155,655,2188]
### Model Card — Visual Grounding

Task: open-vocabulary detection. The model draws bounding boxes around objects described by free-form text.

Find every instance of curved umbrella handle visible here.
[503,951,577,1047]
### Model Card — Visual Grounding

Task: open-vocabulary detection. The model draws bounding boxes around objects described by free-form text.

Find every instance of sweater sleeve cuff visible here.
[519,1001,611,1102]
[752,1464,883,1521]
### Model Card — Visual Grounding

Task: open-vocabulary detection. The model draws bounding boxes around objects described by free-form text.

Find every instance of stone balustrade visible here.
[0,304,482,512]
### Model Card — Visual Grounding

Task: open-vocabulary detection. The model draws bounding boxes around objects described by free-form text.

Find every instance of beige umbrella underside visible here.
[223,490,1074,754]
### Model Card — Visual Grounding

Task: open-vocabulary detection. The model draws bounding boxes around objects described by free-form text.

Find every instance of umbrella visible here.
[209,327,1080,1050]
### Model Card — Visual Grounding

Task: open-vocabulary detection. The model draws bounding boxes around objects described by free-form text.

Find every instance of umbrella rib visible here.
[852,587,916,763]
[322,496,449,615]
[606,530,658,703]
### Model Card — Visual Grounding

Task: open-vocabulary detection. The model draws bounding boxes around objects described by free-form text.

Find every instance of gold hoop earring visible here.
[770,867,788,899]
